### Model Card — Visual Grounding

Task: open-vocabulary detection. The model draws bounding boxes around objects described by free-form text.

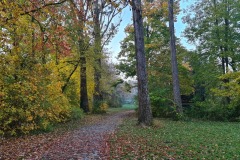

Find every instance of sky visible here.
[107,0,197,63]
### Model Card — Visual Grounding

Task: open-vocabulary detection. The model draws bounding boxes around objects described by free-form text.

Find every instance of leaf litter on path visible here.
[0,110,134,160]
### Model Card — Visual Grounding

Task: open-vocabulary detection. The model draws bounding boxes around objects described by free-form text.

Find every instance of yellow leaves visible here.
[143,0,168,17]
[162,1,168,9]
[145,43,161,50]
[0,91,4,98]
[41,120,50,130]
[0,61,73,136]
[38,109,45,118]
[142,0,179,23]
[0,1,83,136]
[16,15,31,27]
[182,62,192,71]
[212,72,240,99]
[0,10,7,18]
[26,115,33,122]
[93,101,108,113]
[0,1,22,23]
[100,102,109,112]
[124,25,134,33]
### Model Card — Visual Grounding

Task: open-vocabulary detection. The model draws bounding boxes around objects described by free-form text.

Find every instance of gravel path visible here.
[0,110,134,160]
[41,110,134,160]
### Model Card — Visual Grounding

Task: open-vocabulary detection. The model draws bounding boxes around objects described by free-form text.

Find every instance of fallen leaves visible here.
[1,110,134,159]
[108,117,240,159]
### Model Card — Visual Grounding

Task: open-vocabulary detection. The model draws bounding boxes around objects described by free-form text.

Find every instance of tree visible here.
[183,0,240,120]
[132,0,152,126]
[69,0,92,112]
[93,0,103,106]
[0,0,75,135]
[92,0,126,107]
[168,0,183,114]
[184,0,240,74]
[117,0,192,118]
[184,0,240,94]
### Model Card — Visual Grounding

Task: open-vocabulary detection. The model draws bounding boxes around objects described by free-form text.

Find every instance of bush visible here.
[150,93,175,118]
[70,107,84,120]
[107,98,122,108]
[186,99,240,121]
[92,101,109,114]
[0,63,71,136]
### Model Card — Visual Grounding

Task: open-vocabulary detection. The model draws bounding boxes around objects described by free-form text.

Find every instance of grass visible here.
[107,104,137,113]
[109,114,240,159]
[122,104,137,110]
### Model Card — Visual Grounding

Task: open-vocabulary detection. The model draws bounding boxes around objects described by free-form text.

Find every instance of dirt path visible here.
[0,110,134,160]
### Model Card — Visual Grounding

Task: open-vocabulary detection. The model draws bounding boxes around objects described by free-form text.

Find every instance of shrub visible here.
[0,63,71,136]
[186,99,239,121]
[150,93,175,118]
[70,107,84,120]
[92,101,109,114]
[186,72,240,121]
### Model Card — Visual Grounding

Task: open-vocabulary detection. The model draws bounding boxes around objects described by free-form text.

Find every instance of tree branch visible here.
[6,0,68,22]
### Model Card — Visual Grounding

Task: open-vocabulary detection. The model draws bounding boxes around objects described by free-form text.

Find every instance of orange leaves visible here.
[124,24,134,33]
[142,0,179,23]
[143,0,168,17]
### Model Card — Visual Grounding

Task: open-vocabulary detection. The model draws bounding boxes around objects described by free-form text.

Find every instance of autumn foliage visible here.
[0,0,122,136]
[0,62,72,135]
[0,1,80,136]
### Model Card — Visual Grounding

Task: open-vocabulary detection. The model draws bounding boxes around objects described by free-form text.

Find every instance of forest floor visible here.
[0,109,134,160]
[2,106,239,159]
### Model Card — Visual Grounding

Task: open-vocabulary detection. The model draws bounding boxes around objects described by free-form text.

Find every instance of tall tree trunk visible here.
[213,0,225,74]
[224,0,229,73]
[132,0,152,126]
[78,30,89,112]
[168,0,183,114]
[79,45,89,112]
[223,0,231,104]
[93,0,103,106]
[78,0,89,112]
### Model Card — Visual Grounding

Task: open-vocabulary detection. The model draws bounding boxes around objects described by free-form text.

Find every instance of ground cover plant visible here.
[109,115,240,159]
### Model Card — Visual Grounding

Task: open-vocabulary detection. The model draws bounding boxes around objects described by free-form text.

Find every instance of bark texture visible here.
[80,46,89,113]
[132,0,152,126]
[168,0,183,113]
[93,0,103,105]
[78,0,89,112]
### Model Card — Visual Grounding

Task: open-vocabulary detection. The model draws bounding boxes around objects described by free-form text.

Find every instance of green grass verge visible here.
[122,104,137,110]
[107,104,137,113]
[109,116,240,159]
